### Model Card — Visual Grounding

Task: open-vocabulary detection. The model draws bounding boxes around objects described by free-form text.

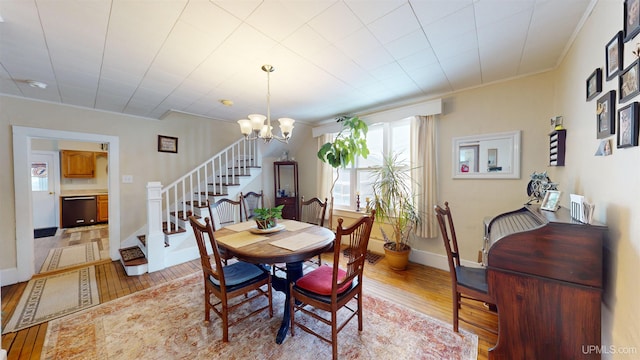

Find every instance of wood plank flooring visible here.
[2,256,497,359]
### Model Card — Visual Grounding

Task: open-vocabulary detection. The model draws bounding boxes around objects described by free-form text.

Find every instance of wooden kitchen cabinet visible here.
[61,150,95,178]
[97,195,109,223]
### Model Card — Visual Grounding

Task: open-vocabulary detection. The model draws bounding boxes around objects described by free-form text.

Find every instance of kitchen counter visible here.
[60,189,108,197]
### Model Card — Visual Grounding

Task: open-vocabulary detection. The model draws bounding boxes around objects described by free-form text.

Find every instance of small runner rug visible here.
[42,272,477,359]
[39,242,100,273]
[3,266,99,334]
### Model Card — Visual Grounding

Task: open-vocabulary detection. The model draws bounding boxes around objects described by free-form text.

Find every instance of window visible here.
[332,118,411,209]
[31,162,49,191]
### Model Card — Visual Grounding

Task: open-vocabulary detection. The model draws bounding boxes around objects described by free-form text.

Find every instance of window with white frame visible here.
[332,118,411,210]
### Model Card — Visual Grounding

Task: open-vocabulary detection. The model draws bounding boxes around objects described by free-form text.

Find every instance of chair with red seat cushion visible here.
[188,215,272,342]
[289,210,375,360]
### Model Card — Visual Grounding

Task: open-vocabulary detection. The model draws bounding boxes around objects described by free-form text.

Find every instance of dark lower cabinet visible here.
[61,196,97,228]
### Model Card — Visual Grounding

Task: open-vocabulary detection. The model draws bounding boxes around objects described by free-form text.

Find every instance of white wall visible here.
[550,0,639,354]
[0,96,312,272]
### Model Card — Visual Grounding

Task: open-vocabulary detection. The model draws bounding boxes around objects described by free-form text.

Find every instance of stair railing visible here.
[146,137,259,272]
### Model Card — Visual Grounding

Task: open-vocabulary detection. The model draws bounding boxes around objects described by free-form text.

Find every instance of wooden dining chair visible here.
[211,197,243,227]
[289,211,375,360]
[188,215,273,342]
[434,201,497,334]
[300,196,328,265]
[241,190,264,220]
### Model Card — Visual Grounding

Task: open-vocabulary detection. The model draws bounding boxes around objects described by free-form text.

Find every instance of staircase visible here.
[120,138,261,275]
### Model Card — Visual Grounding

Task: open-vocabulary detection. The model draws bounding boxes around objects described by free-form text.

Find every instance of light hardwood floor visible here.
[2,252,498,360]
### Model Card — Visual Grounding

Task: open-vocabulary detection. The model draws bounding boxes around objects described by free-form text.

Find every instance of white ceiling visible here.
[0,0,594,125]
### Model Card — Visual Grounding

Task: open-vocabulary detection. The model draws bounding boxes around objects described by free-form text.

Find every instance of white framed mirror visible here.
[452,130,521,179]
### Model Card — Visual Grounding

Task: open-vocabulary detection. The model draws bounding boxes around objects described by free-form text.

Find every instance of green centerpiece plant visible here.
[253,205,284,229]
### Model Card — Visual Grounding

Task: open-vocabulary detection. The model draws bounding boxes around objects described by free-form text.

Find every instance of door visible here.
[31,151,59,229]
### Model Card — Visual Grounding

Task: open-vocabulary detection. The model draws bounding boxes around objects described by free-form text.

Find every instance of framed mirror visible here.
[452,130,521,179]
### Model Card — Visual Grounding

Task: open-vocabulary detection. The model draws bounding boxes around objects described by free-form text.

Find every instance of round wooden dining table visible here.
[213,219,334,344]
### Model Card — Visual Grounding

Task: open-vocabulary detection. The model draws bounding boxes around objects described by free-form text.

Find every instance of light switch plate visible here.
[122,175,133,183]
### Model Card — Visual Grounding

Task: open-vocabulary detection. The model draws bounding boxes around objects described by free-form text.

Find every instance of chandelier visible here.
[237,65,295,143]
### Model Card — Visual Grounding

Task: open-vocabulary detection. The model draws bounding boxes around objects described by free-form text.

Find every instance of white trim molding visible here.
[312,98,442,138]
[11,126,121,284]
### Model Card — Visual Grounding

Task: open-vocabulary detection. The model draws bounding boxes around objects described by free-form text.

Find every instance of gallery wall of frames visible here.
[590,0,640,156]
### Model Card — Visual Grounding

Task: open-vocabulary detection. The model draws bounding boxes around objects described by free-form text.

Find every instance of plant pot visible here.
[383,243,410,271]
[255,218,277,230]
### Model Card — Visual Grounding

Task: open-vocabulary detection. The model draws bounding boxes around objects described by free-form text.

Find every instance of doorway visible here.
[12,126,120,283]
[31,151,60,236]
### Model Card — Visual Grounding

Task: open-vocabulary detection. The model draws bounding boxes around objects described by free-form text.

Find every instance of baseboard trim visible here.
[368,238,482,271]
[0,267,19,286]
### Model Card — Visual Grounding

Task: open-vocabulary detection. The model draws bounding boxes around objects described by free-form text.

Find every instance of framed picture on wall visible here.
[624,0,640,42]
[619,60,640,102]
[597,90,616,139]
[158,135,178,153]
[586,68,602,101]
[606,31,623,80]
[617,102,639,148]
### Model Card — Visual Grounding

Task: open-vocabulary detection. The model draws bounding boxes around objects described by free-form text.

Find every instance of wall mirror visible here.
[452,130,521,179]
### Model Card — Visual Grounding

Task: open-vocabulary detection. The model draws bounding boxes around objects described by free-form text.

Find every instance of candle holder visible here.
[356,194,361,211]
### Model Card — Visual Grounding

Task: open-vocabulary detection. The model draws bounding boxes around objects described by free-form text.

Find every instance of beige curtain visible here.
[411,115,438,238]
[317,134,334,221]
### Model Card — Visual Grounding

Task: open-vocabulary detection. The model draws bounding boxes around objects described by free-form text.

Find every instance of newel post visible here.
[146,182,165,272]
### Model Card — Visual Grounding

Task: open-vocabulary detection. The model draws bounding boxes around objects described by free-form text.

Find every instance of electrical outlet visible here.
[122,175,133,183]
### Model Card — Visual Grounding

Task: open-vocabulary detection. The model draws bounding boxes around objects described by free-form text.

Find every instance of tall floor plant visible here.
[317,116,369,228]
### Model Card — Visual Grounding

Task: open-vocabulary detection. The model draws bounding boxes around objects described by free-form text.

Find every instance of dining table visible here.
[213,219,334,344]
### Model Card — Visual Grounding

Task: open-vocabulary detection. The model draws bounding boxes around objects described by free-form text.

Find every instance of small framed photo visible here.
[619,60,640,102]
[597,90,616,139]
[586,68,602,101]
[540,190,562,212]
[617,102,639,148]
[606,31,623,80]
[158,135,178,153]
[625,0,640,42]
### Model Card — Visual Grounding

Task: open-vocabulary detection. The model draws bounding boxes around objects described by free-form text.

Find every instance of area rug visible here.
[39,242,101,273]
[34,227,58,239]
[3,266,99,334]
[41,272,477,359]
[63,224,108,233]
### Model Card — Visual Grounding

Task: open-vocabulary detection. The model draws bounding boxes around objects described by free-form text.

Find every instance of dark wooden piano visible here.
[483,204,607,359]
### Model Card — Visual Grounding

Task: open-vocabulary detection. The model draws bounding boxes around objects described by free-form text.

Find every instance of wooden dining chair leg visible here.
[332,311,338,360]
[222,298,229,342]
[453,289,459,332]
[204,284,211,323]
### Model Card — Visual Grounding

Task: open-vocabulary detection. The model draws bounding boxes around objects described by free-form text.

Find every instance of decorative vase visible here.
[383,243,410,271]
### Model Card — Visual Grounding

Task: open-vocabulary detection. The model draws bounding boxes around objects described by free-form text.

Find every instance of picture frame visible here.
[158,135,178,153]
[617,102,639,148]
[597,90,616,139]
[619,60,640,102]
[586,68,602,101]
[624,0,640,42]
[606,31,623,80]
[540,190,562,212]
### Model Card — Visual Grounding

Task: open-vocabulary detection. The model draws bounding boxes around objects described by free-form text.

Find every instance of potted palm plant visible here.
[317,116,369,228]
[253,205,284,229]
[369,152,421,270]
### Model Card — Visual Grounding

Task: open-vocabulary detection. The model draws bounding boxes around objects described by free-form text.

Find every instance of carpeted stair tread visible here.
[119,246,147,266]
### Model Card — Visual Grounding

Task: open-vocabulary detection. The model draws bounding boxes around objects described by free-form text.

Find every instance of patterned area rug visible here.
[3,266,99,334]
[39,243,101,273]
[42,272,477,359]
